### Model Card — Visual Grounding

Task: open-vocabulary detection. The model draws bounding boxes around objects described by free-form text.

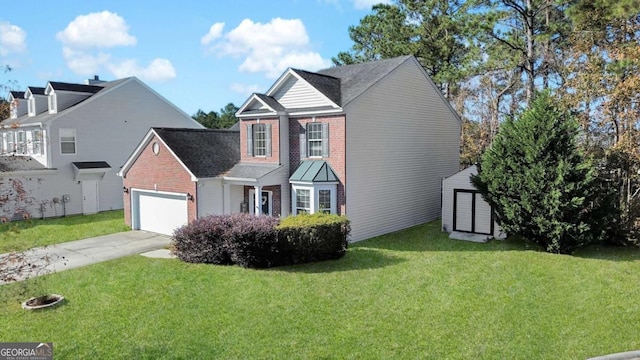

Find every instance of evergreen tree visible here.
[472,92,602,254]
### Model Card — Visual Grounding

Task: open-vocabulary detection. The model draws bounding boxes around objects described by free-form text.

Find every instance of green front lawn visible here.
[0,210,129,253]
[2,221,640,359]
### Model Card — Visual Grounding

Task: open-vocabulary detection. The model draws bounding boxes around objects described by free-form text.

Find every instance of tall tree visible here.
[472,92,602,253]
[0,65,13,120]
[334,0,485,99]
[192,103,239,129]
[562,1,640,245]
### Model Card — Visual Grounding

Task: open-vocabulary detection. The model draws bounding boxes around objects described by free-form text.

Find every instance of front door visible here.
[249,190,272,216]
[81,180,99,215]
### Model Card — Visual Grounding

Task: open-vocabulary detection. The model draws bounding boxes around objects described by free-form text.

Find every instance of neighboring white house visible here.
[0,76,202,220]
[442,165,505,241]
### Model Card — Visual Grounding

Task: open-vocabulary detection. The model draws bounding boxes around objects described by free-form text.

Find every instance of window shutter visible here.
[265,123,272,157]
[246,124,253,156]
[322,123,329,157]
[299,124,307,158]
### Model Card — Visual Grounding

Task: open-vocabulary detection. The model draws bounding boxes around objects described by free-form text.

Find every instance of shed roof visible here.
[290,161,339,182]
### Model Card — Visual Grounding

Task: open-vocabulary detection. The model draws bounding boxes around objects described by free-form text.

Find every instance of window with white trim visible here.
[60,128,76,154]
[31,130,43,155]
[318,189,331,213]
[254,124,267,156]
[48,93,57,114]
[27,97,35,116]
[6,131,15,153]
[300,122,329,158]
[17,131,27,154]
[296,188,311,214]
[307,123,323,157]
[292,184,337,215]
[246,123,272,157]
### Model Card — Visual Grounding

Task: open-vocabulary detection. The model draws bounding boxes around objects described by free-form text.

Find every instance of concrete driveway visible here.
[0,231,171,284]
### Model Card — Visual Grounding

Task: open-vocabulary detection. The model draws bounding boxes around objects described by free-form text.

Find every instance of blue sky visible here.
[0,0,389,116]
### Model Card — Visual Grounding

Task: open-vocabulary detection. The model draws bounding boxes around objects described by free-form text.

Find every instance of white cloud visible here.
[57,11,175,82]
[62,47,110,75]
[56,11,136,48]
[203,18,331,78]
[0,21,26,56]
[107,58,176,82]
[201,22,225,45]
[230,82,260,96]
[352,0,392,10]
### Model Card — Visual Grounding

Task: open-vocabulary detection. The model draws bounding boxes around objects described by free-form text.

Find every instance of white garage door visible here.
[134,191,188,235]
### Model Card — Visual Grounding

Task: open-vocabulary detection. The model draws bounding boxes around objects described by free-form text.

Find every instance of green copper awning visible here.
[290,161,339,182]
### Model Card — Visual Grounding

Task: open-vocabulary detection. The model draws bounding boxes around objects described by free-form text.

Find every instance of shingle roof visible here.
[9,91,25,99]
[27,87,45,96]
[224,163,281,180]
[290,161,339,182]
[316,55,412,106]
[291,69,341,106]
[0,155,47,172]
[254,94,285,111]
[48,81,104,93]
[72,161,111,169]
[153,128,240,179]
[1,78,130,126]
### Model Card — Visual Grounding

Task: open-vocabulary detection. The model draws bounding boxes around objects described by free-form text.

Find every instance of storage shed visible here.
[442,165,505,241]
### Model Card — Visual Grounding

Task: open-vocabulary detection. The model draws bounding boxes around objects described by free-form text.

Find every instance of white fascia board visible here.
[266,69,341,109]
[287,108,344,116]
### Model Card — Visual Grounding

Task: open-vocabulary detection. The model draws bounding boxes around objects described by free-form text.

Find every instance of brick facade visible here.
[289,115,347,214]
[122,135,197,227]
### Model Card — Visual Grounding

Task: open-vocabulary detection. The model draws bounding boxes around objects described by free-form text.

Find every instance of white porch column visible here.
[223,183,231,214]
[253,185,262,215]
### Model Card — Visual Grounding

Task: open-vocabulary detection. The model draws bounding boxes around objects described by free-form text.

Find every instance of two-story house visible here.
[0,76,202,220]
[119,55,460,240]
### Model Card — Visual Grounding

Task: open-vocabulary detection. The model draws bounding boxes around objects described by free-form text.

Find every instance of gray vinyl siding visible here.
[273,76,334,109]
[197,179,224,216]
[54,92,91,113]
[345,59,460,242]
[48,78,202,215]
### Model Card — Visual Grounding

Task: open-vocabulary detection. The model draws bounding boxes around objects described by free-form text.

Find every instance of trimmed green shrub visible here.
[277,213,350,264]
[172,215,234,264]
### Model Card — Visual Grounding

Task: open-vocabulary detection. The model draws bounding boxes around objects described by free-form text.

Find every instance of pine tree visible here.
[472,92,601,254]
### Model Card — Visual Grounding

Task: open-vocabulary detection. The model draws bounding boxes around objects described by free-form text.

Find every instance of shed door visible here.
[453,189,493,235]
[134,191,188,236]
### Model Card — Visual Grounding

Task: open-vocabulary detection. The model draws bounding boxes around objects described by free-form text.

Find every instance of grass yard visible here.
[2,221,640,359]
[0,210,129,253]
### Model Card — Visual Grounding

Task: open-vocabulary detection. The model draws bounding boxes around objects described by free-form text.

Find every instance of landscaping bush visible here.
[277,213,350,264]
[172,213,350,269]
[171,215,234,264]
[225,214,280,268]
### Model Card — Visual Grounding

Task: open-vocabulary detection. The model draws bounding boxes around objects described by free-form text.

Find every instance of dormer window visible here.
[27,97,35,117]
[10,100,17,119]
[48,92,57,114]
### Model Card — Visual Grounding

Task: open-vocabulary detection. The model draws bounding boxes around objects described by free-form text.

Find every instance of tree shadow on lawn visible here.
[355,223,532,253]
[573,243,640,262]
[352,222,640,262]
[271,248,405,274]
